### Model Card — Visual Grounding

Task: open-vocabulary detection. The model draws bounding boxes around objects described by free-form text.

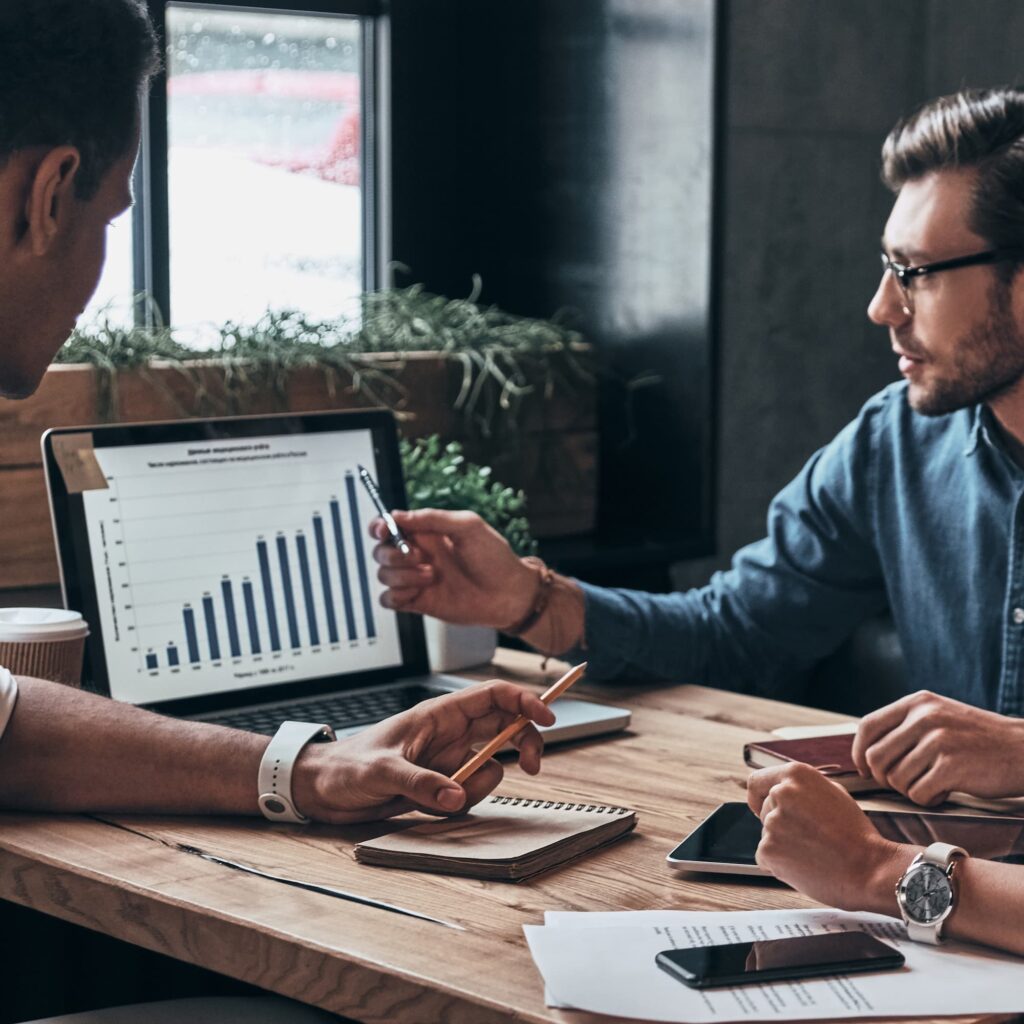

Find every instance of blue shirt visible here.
[580,382,1024,714]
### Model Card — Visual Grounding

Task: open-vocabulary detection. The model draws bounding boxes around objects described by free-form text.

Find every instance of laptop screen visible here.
[44,410,428,714]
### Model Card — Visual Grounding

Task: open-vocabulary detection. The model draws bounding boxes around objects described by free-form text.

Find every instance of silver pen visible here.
[357,464,412,556]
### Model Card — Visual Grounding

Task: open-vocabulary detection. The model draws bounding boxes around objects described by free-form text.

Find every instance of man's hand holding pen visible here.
[368,509,539,627]
[291,681,555,823]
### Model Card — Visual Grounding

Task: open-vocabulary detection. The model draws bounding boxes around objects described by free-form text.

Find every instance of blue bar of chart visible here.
[167,645,180,668]
[220,579,241,658]
[183,606,200,663]
[242,579,261,655]
[329,498,357,641]
[313,515,339,644]
[256,540,281,653]
[145,652,158,670]
[345,472,377,640]
[276,534,301,649]
[296,533,320,647]
[202,594,220,661]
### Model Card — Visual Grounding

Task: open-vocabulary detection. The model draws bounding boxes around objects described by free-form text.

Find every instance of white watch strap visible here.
[922,841,966,868]
[258,720,336,823]
[906,919,943,944]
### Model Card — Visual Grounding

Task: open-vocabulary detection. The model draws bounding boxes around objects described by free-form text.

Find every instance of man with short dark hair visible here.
[376,86,1024,809]
[0,0,552,830]
[0,5,555,1016]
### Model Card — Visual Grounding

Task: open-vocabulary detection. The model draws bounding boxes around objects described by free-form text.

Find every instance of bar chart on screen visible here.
[80,430,403,704]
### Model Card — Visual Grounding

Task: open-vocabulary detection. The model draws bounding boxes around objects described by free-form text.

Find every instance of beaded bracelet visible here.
[502,556,555,636]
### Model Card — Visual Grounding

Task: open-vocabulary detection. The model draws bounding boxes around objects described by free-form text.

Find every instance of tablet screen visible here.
[669,802,1024,869]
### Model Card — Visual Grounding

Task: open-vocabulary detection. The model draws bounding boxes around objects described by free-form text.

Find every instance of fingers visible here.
[748,762,844,819]
[852,696,914,775]
[509,722,545,775]
[747,765,788,816]
[906,772,950,808]
[883,740,935,798]
[860,720,922,788]
[390,508,486,537]
[852,690,942,777]
[903,759,951,807]
[380,586,423,611]
[446,681,556,729]
[459,759,504,809]
[377,561,434,590]
[369,509,486,542]
[373,536,426,567]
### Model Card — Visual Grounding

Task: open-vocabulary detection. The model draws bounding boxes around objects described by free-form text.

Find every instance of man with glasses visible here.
[374,86,1024,810]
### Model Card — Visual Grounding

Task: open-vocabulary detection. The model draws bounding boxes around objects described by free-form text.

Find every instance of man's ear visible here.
[24,146,82,257]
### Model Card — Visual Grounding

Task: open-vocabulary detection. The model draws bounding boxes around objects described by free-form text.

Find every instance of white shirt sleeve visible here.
[0,667,18,743]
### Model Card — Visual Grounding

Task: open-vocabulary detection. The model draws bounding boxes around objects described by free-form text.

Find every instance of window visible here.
[82,204,136,326]
[86,1,380,336]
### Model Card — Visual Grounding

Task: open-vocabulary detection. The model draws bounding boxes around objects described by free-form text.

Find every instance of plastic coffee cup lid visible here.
[0,608,90,643]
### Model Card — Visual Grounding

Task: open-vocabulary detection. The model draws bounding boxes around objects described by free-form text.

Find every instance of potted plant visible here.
[401,435,536,672]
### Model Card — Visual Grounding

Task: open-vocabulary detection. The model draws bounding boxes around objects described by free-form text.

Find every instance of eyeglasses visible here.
[880,247,1024,313]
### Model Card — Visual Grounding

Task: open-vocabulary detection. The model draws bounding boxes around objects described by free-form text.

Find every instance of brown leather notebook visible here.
[354,794,637,881]
[744,733,1024,812]
[743,733,880,793]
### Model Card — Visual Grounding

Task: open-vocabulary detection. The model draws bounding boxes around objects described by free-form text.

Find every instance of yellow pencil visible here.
[450,662,588,785]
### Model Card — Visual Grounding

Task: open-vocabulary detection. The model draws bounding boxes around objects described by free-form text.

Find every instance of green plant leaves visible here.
[59,282,594,439]
[400,435,536,558]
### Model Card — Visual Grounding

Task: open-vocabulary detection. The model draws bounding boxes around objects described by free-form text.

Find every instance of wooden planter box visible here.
[0,355,596,589]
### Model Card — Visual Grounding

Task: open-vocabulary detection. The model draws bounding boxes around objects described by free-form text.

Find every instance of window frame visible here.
[135,0,384,327]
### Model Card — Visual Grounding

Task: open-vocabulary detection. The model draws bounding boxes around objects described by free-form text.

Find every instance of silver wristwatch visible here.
[895,841,966,944]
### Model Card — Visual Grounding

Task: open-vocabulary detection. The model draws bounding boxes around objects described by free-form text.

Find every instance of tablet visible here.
[667,802,1024,876]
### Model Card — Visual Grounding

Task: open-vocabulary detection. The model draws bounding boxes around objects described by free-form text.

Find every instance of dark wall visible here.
[389,0,718,586]
[675,0,1024,588]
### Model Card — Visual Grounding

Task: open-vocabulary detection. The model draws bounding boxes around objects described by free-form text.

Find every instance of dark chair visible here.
[806,611,908,717]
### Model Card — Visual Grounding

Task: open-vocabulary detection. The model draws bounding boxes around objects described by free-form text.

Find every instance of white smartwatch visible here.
[257,720,336,823]
[895,841,967,944]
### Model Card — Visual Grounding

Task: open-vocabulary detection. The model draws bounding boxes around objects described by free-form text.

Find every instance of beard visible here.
[909,278,1024,416]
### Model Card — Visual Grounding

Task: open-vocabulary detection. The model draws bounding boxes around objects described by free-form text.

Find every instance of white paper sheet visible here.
[524,909,1024,1021]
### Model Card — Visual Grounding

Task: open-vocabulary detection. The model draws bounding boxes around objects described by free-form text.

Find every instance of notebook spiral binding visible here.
[489,795,629,815]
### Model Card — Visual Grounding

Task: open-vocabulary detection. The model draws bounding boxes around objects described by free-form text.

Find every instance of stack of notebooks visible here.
[354,794,637,881]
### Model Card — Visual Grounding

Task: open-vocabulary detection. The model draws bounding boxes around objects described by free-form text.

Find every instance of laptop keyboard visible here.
[203,684,442,736]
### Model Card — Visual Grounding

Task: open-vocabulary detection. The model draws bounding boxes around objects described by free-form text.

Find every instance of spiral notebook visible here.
[354,795,638,881]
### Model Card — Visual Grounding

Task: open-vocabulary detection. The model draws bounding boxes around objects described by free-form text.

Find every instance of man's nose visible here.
[867,270,912,328]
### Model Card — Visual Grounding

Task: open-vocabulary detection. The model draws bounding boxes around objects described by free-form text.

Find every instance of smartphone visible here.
[655,932,905,989]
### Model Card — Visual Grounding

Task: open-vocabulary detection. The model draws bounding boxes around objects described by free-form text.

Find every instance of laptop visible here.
[42,409,629,744]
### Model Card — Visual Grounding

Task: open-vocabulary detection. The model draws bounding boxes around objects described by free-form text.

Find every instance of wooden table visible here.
[0,650,1011,1023]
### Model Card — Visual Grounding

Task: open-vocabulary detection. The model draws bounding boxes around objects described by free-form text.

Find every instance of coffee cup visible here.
[0,608,89,687]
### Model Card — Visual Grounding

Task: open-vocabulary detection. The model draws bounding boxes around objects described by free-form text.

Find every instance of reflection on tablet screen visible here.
[869,810,1024,864]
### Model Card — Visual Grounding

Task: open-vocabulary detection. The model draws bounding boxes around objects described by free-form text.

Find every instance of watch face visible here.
[904,863,952,923]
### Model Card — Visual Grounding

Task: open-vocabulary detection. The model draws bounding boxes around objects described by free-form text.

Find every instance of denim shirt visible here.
[579,381,1024,714]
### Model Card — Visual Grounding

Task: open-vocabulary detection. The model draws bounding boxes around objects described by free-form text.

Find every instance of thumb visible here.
[386,758,466,813]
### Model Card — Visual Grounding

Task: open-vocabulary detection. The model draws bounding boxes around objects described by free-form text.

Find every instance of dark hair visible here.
[881,88,1024,260]
[0,0,159,198]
